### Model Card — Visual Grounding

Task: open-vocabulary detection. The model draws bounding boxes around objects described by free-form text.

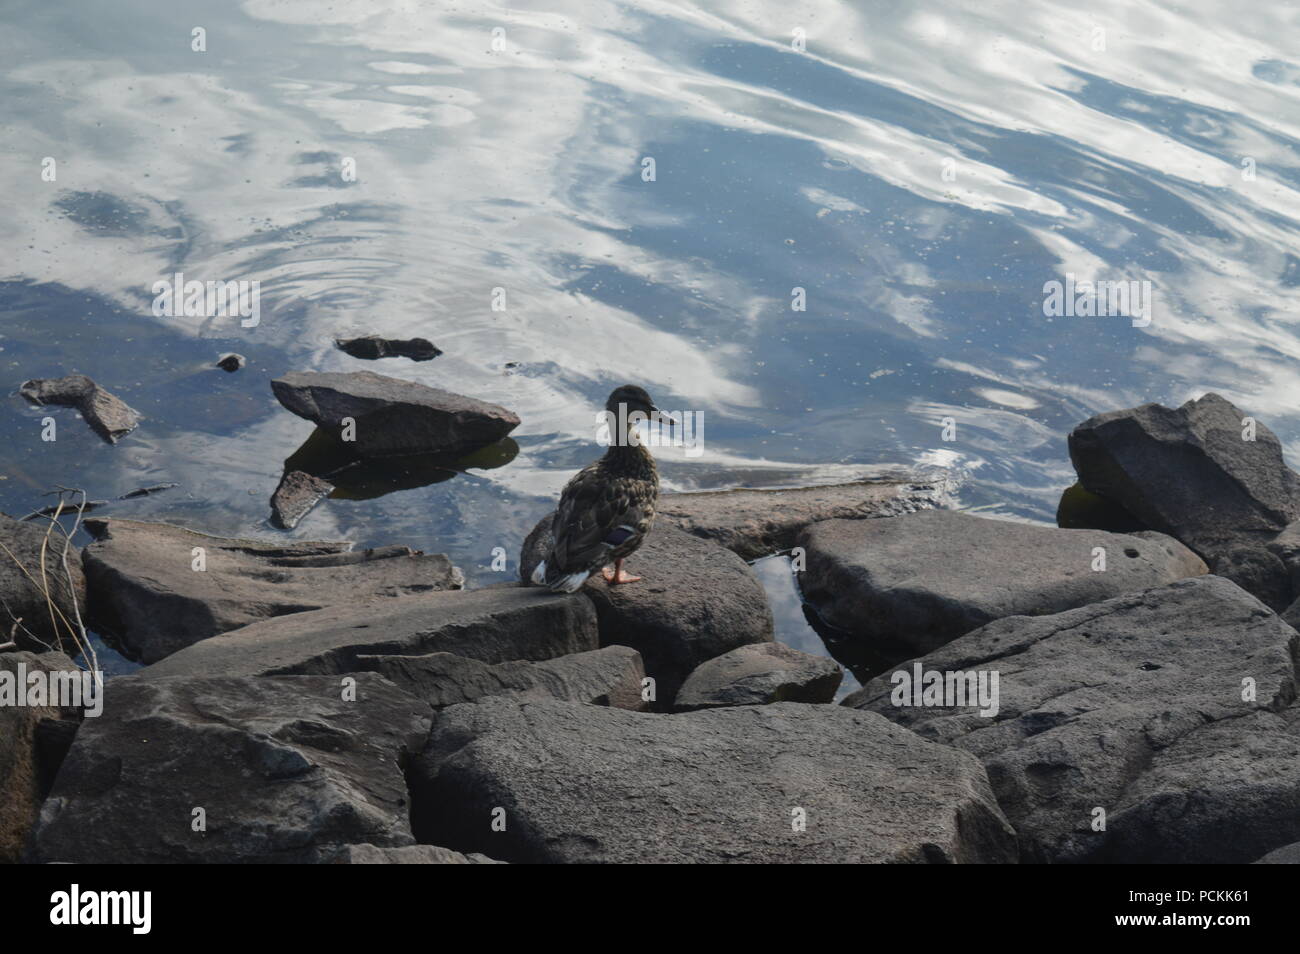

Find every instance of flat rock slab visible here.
[845,575,1300,863]
[798,509,1207,657]
[0,513,88,653]
[19,374,140,443]
[521,518,774,705]
[270,470,335,529]
[655,476,954,560]
[335,336,442,362]
[141,584,599,680]
[356,645,645,710]
[0,651,80,864]
[32,674,432,864]
[411,697,1017,863]
[324,844,503,864]
[271,370,517,457]
[81,517,463,663]
[674,641,841,711]
[1068,393,1300,564]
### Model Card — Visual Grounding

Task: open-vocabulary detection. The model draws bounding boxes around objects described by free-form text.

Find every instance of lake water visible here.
[4,1,1300,685]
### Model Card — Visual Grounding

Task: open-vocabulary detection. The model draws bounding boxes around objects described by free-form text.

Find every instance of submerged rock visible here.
[32,674,432,863]
[82,518,462,663]
[797,509,1206,657]
[215,353,245,372]
[655,476,954,560]
[674,641,841,711]
[141,584,598,680]
[270,470,335,530]
[845,575,1300,864]
[521,517,774,705]
[0,651,80,864]
[411,697,1017,864]
[335,335,442,362]
[0,513,88,653]
[355,645,646,710]
[271,370,517,457]
[19,373,140,444]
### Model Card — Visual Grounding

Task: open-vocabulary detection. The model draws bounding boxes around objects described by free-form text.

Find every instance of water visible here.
[4,1,1300,676]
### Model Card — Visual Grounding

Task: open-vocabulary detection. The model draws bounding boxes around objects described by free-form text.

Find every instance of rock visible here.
[521,517,774,705]
[411,697,1017,863]
[674,642,841,711]
[355,645,646,710]
[270,470,334,530]
[797,510,1207,657]
[844,575,1300,863]
[655,476,954,560]
[81,518,462,663]
[32,674,432,863]
[19,373,141,443]
[1254,842,1300,864]
[141,584,598,680]
[1068,393,1300,561]
[1213,545,1292,612]
[323,844,503,864]
[215,353,245,372]
[335,335,442,362]
[271,370,517,458]
[0,651,81,864]
[0,513,88,653]
[1055,482,1146,532]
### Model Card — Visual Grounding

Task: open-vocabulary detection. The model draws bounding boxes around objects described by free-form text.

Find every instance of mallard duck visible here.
[531,385,668,593]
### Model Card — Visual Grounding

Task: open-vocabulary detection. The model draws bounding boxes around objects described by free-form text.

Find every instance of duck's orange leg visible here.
[601,558,642,584]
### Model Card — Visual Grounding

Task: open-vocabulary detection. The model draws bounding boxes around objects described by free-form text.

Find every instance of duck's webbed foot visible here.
[601,558,641,584]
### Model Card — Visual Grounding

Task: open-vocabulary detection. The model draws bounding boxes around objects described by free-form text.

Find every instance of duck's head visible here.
[605,384,658,418]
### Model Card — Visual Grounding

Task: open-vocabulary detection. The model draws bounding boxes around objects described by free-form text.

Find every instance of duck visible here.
[531,385,669,593]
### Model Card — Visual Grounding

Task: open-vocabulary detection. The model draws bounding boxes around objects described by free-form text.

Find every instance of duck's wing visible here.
[548,467,649,575]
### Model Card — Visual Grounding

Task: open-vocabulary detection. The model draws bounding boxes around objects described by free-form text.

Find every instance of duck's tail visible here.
[531,559,591,594]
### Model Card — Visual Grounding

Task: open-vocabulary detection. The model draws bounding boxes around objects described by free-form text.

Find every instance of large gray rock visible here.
[674,641,841,711]
[19,373,140,443]
[521,517,774,705]
[0,513,88,653]
[81,518,462,663]
[32,674,432,863]
[1254,841,1300,864]
[845,575,1300,863]
[655,476,953,560]
[355,645,646,710]
[141,584,598,680]
[798,509,1207,657]
[0,651,80,864]
[1068,393,1300,602]
[271,370,518,457]
[324,844,503,864]
[411,697,1017,863]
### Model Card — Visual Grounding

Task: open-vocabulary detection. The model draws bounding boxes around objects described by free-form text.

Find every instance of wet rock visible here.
[0,651,81,864]
[141,584,598,680]
[355,645,646,710]
[335,335,442,362]
[1254,842,1300,864]
[270,470,334,530]
[118,483,178,500]
[19,373,140,444]
[323,844,503,864]
[410,696,1017,863]
[31,674,432,863]
[0,513,88,653]
[521,517,774,705]
[844,575,1300,864]
[798,509,1207,657]
[271,370,517,458]
[215,353,245,372]
[655,476,954,560]
[81,518,462,663]
[674,641,841,711]
[1068,393,1300,564]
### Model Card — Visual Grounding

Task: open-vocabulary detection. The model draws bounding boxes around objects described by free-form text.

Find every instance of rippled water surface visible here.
[4,1,1300,673]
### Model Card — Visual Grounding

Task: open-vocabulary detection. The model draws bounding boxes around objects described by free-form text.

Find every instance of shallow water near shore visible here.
[5,1,1300,675]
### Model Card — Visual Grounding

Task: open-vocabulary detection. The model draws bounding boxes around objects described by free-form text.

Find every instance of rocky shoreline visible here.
[4,389,1300,863]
